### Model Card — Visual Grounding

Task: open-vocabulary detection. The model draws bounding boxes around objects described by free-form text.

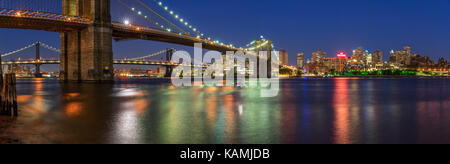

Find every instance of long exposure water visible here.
[1,77,450,144]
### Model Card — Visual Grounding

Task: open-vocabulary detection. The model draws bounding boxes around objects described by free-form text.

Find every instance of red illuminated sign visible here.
[337,52,347,58]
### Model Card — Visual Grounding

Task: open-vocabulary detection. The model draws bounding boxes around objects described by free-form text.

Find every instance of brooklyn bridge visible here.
[0,0,276,82]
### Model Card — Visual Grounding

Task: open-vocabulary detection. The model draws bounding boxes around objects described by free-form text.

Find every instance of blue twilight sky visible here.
[0,0,450,67]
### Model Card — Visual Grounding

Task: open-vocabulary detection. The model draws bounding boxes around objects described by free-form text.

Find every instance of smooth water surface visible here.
[1,78,450,144]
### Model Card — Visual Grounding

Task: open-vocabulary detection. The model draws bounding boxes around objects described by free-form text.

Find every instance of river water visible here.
[1,77,450,144]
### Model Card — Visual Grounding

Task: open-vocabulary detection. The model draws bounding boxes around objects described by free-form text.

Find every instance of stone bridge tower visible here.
[60,0,113,82]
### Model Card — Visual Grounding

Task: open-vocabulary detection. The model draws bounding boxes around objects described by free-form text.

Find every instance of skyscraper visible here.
[279,49,289,66]
[352,47,368,64]
[297,53,305,68]
[312,49,327,64]
[371,50,383,65]
[389,46,411,66]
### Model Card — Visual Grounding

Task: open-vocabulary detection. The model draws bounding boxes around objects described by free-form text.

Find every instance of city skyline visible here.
[1,0,449,67]
[2,0,450,147]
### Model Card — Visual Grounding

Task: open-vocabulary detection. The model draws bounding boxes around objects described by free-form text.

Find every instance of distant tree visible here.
[279,68,293,75]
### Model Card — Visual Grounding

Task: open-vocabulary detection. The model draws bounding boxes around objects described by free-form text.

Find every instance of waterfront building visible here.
[346,59,365,71]
[352,47,368,64]
[367,50,384,70]
[366,53,373,66]
[409,54,435,67]
[389,46,411,66]
[297,52,305,68]
[371,50,383,65]
[327,52,348,73]
[312,49,327,64]
[279,49,289,66]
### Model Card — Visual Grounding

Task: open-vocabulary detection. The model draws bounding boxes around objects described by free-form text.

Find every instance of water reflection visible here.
[5,78,450,144]
[333,78,351,144]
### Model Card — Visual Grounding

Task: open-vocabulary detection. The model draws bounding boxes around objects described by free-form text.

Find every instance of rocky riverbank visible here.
[0,116,22,144]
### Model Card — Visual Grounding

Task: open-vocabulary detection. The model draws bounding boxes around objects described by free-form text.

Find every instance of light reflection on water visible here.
[7,78,450,144]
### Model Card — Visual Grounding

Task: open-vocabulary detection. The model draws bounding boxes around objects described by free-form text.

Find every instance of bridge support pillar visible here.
[35,42,42,78]
[164,49,174,78]
[60,0,113,82]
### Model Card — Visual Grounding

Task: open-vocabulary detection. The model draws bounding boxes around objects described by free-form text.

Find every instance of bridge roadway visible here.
[0,59,202,67]
[0,9,241,53]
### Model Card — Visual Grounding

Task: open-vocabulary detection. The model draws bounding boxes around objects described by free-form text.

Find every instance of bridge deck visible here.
[1,59,206,67]
[0,9,89,31]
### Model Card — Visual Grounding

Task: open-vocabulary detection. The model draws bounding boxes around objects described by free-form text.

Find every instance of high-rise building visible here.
[389,50,396,63]
[371,50,383,64]
[297,53,305,68]
[389,46,411,66]
[312,49,327,64]
[366,53,373,66]
[352,47,368,64]
[329,52,348,72]
[279,49,289,66]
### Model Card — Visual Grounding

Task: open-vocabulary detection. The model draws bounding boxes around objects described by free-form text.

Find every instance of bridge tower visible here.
[164,48,174,78]
[254,40,273,78]
[35,42,42,78]
[60,0,113,82]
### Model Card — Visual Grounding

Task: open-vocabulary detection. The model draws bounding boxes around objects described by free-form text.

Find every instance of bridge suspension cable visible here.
[152,0,240,48]
[40,42,61,53]
[1,41,175,63]
[116,0,242,49]
[1,42,36,57]
[117,0,161,29]
[118,0,186,34]
[0,41,61,58]
[133,0,187,34]
[128,48,174,60]
[152,0,203,37]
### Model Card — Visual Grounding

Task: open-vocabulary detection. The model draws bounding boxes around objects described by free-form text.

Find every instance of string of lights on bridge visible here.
[127,48,174,60]
[120,0,241,50]
[117,0,187,34]
[0,42,36,57]
[153,0,202,37]
[0,41,174,62]
[0,42,61,57]
[40,42,61,53]
[150,1,278,51]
